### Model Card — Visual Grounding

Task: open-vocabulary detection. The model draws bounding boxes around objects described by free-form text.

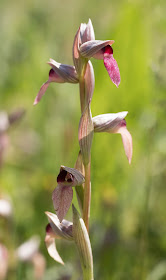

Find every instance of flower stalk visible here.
[83,161,91,232]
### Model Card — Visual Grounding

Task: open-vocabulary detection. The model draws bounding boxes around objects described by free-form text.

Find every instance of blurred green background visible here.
[0,0,166,279]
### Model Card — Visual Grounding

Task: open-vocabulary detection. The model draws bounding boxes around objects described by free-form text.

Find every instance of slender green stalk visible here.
[83,161,91,232]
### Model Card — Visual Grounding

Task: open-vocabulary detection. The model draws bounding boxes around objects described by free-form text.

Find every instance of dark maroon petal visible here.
[52,185,73,222]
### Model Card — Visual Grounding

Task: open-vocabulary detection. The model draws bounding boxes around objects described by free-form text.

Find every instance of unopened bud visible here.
[80,19,95,44]
[73,19,95,76]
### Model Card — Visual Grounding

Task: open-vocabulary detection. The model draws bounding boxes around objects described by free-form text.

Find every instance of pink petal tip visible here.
[119,126,133,164]
[33,82,49,105]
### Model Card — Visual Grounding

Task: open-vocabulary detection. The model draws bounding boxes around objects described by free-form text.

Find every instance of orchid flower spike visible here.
[93,111,132,164]
[80,40,120,87]
[52,166,85,222]
[45,211,73,264]
[34,60,78,105]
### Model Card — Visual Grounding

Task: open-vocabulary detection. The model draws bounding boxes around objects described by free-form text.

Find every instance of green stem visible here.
[83,161,91,232]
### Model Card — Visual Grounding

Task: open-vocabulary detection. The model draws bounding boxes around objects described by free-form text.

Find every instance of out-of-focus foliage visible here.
[0,0,166,279]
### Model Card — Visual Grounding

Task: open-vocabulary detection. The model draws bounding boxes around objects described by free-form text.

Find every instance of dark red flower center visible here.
[46,223,53,234]
[104,45,113,55]
[120,119,127,127]
[57,170,73,183]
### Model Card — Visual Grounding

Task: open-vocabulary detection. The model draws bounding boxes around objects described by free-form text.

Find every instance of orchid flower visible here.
[80,40,120,87]
[93,111,132,164]
[72,19,120,88]
[52,165,85,222]
[34,61,78,105]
